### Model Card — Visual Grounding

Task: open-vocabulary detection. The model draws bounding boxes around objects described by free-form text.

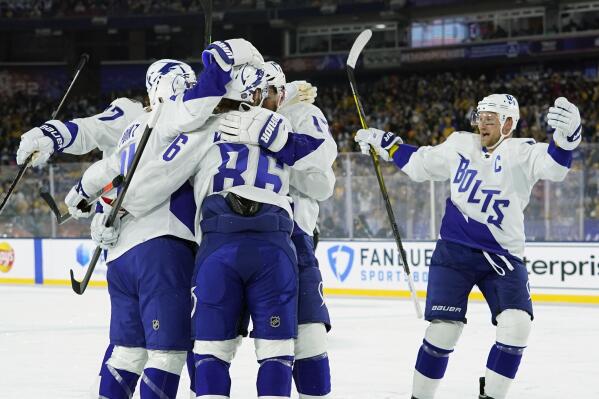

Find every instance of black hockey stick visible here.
[0,53,90,215]
[199,0,213,48]
[69,101,164,295]
[346,30,422,318]
[40,175,124,225]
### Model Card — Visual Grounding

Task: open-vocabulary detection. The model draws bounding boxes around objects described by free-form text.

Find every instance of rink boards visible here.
[0,238,598,304]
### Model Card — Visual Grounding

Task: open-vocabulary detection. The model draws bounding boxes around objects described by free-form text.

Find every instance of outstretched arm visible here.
[355,128,454,182]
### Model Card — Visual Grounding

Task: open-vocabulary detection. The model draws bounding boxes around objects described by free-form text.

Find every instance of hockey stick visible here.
[347,30,423,318]
[40,175,124,225]
[199,0,213,48]
[69,100,164,295]
[0,53,90,215]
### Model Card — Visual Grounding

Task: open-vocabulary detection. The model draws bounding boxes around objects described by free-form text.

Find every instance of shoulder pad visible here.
[111,97,145,112]
[508,137,537,146]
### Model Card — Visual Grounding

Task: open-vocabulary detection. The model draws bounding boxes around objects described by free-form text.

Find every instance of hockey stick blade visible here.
[347,29,372,69]
[40,174,125,225]
[40,190,62,220]
[70,247,102,295]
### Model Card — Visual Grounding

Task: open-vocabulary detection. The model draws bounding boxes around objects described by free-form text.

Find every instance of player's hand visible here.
[202,39,264,72]
[281,80,317,107]
[548,97,582,151]
[16,127,54,167]
[90,213,121,250]
[218,106,291,152]
[354,128,403,162]
[65,181,92,219]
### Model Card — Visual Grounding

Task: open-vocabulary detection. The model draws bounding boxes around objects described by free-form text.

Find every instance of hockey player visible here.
[354,94,581,399]
[95,57,333,397]
[247,61,337,398]
[72,39,264,399]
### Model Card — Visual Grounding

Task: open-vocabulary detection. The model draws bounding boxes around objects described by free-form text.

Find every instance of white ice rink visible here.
[1,285,598,398]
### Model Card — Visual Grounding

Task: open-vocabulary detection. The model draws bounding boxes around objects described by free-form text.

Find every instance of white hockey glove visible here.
[64,180,93,219]
[218,106,291,152]
[202,39,264,72]
[281,80,318,107]
[354,128,403,162]
[16,127,55,167]
[548,97,582,151]
[90,212,121,250]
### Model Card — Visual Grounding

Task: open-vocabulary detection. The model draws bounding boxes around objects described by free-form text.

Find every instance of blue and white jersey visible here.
[121,108,326,243]
[41,97,144,158]
[79,62,232,261]
[392,131,573,259]
[278,101,337,236]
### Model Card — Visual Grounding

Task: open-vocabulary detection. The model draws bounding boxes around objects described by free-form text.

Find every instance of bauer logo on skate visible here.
[0,242,15,273]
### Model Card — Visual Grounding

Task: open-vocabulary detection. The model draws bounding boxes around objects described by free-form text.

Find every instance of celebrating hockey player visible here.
[255,61,337,398]
[97,55,333,397]
[69,39,263,399]
[354,94,581,399]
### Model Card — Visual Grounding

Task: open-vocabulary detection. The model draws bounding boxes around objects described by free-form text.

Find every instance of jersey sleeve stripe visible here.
[547,140,573,168]
[392,144,418,169]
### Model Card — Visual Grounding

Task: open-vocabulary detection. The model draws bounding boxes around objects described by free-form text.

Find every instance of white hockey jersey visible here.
[278,101,337,236]
[43,97,144,158]
[120,108,328,243]
[393,132,572,259]
[79,64,233,261]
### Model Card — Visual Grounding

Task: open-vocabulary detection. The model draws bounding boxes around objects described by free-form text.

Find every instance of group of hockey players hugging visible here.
[15,38,582,399]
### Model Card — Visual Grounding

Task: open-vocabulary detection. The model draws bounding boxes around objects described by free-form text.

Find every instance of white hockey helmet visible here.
[145,59,197,99]
[264,61,286,88]
[224,63,268,105]
[473,93,520,134]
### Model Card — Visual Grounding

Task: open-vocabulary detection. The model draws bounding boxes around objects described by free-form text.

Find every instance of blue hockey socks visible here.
[293,353,331,397]
[257,356,294,398]
[415,339,453,380]
[486,342,525,379]
[99,363,140,399]
[194,354,232,397]
[140,368,181,399]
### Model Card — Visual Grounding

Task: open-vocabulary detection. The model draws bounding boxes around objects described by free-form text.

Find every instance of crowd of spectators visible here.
[0,0,290,18]
[1,67,599,239]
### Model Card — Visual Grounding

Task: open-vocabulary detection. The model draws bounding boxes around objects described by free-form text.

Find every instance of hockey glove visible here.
[202,39,264,72]
[218,106,291,153]
[548,97,582,151]
[281,80,318,107]
[65,180,93,219]
[354,128,403,162]
[16,126,55,167]
[90,212,121,250]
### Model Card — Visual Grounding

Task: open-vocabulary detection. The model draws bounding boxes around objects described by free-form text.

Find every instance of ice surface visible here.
[1,286,597,398]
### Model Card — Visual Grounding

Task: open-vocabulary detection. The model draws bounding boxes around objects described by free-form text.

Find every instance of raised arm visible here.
[355,128,455,182]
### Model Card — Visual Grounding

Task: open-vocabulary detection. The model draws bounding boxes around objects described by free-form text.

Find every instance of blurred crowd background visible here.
[2,66,598,240]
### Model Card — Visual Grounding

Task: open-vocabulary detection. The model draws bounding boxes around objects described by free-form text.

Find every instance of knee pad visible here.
[145,350,187,375]
[496,309,532,347]
[107,346,148,375]
[295,323,327,360]
[424,319,464,351]
[194,336,242,363]
[255,338,294,361]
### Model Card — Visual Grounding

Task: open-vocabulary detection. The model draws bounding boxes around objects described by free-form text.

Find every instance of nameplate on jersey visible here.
[453,154,510,229]
[119,123,141,146]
